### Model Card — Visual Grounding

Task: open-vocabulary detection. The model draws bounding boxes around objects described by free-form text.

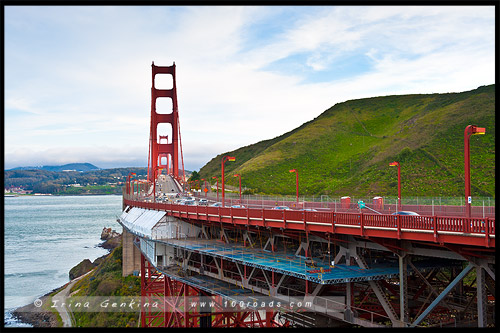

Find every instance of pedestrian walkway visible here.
[52,270,94,327]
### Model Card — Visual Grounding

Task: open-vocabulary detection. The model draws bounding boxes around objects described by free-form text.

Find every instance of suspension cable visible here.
[147,125,152,182]
[178,113,186,186]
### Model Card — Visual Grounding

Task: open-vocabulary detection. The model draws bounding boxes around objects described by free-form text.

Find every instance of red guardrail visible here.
[122,199,494,248]
[190,193,495,218]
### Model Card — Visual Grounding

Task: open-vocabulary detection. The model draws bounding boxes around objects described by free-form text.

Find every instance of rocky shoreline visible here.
[10,289,63,327]
[10,228,122,328]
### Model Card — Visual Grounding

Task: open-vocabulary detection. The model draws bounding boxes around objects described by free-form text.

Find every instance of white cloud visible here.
[4,5,495,172]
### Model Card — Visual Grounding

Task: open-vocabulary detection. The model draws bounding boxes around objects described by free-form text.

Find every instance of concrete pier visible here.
[122,228,141,277]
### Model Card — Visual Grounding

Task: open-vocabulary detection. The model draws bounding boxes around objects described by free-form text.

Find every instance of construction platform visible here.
[154,237,402,284]
[148,265,344,316]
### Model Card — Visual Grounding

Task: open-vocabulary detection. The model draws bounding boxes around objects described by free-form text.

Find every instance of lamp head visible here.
[471,126,486,135]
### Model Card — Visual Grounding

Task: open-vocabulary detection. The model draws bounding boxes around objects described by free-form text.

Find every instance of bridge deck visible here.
[123,199,495,248]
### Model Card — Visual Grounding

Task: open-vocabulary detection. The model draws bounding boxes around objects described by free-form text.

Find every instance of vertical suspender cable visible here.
[147,121,152,182]
[178,113,186,186]
[148,63,154,183]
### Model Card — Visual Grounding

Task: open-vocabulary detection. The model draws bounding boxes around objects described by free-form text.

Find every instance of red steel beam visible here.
[140,253,282,327]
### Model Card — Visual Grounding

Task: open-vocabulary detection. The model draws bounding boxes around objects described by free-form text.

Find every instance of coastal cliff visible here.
[12,228,133,327]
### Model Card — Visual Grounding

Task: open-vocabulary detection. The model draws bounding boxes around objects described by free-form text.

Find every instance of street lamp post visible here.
[151,167,158,201]
[135,180,143,197]
[131,179,141,197]
[201,178,208,197]
[131,180,136,197]
[234,174,242,204]
[289,169,299,207]
[389,161,401,212]
[127,172,136,196]
[141,180,147,197]
[221,156,236,207]
[212,176,219,202]
[464,125,486,218]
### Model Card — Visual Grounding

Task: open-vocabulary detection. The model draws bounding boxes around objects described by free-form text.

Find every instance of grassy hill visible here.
[197,84,495,197]
[70,244,140,327]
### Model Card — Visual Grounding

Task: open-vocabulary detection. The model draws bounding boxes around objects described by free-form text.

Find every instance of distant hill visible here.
[197,84,495,197]
[8,163,100,172]
[4,164,193,195]
[4,167,148,195]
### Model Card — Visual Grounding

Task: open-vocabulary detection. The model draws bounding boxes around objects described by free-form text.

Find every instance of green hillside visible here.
[197,85,495,197]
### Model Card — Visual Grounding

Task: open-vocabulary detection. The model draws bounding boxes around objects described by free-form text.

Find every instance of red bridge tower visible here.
[148,62,182,184]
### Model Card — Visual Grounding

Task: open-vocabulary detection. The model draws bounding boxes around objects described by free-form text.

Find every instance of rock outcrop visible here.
[100,227,120,240]
[99,227,122,251]
[69,259,94,280]
[12,296,59,328]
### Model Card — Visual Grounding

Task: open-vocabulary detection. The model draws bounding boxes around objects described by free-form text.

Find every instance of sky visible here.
[4,5,495,171]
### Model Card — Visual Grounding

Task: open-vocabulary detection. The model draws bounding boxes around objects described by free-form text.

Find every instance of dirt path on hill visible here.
[52,270,94,327]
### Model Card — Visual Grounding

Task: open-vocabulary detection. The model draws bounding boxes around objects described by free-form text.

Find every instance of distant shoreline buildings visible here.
[5,186,33,195]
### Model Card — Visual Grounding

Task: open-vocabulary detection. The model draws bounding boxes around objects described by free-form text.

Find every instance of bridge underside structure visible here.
[120,193,495,328]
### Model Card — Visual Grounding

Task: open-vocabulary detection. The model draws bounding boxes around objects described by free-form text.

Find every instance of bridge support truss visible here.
[140,253,281,327]
[121,202,495,328]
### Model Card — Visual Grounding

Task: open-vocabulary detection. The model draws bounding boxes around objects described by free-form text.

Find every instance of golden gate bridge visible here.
[118,63,495,328]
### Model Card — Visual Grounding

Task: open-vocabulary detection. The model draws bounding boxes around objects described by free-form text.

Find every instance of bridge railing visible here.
[333,212,360,227]
[363,213,396,228]
[206,206,220,216]
[306,211,332,224]
[399,215,434,230]
[190,191,495,217]
[122,198,495,247]
[248,208,263,220]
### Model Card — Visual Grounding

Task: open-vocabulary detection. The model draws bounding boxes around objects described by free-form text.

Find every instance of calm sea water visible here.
[4,195,123,327]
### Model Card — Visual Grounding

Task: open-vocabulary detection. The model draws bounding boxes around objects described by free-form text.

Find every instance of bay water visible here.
[4,195,123,327]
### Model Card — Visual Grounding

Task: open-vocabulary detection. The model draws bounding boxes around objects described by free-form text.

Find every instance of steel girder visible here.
[140,253,281,327]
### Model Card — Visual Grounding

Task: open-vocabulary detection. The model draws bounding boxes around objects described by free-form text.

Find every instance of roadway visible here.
[130,175,495,248]
[124,198,495,248]
[156,175,183,196]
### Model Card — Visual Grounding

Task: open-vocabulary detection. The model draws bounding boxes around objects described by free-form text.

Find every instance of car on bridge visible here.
[273,206,291,210]
[210,202,223,207]
[231,205,245,208]
[392,211,420,216]
[198,199,209,205]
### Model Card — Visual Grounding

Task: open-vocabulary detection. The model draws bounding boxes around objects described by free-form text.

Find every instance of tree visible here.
[189,170,201,182]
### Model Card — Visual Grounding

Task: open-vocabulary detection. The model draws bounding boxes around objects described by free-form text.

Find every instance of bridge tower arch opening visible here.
[148,62,184,185]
